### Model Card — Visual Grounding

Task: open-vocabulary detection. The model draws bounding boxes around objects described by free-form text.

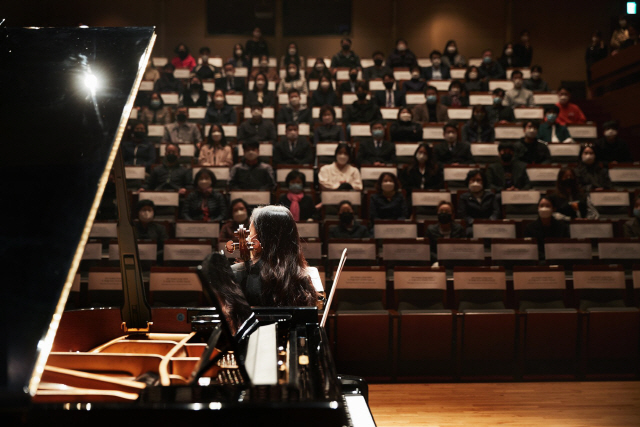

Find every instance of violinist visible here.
[230,205,318,307]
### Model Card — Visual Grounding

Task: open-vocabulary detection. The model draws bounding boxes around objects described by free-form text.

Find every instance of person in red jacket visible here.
[171,43,197,70]
[555,86,586,125]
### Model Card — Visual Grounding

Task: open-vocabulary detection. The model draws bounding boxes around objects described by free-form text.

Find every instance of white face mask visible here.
[444,132,457,143]
[538,207,552,218]
[525,129,538,139]
[251,109,263,118]
[469,182,483,193]
[233,209,248,223]
[201,55,209,63]
[244,150,259,161]
[468,72,478,80]
[558,95,569,104]
[604,129,618,138]
[316,63,325,71]
[381,181,395,192]
[450,89,460,96]
[211,131,222,142]
[397,44,407,51]
[400,113,412,122]
[287,131,298,140]
[255,80,266,89]
[582,153,595,164]
[411,72,420,79]
[225,69,234,77]
[531,72,541,79]
[431,58,441,67]
[320,81,331,89]
[447,46,456,54]
[416,152,427,163]
[288,68,297,77]
[505,48,513,56]
[336,153,349,166]
[260,61,269,68]
[139,211,154,222]
[198,179,212,190]
[290,97,300,106]
[288,48,297,56]
[214,96,225,104]
[235,49,243,56]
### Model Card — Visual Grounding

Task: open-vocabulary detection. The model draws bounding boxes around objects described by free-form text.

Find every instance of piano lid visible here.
[0,26,155,405]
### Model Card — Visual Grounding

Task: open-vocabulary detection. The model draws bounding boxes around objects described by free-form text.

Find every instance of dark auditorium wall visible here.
[6,0,617,89]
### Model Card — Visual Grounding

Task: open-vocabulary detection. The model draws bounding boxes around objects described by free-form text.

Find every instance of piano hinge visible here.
[121,321,153,334]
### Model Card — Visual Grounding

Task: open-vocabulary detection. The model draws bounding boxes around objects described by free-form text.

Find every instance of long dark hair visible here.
[207,123,228,147]
[409,143,439,176]
[556,167,583,200]
[251,206,317,307]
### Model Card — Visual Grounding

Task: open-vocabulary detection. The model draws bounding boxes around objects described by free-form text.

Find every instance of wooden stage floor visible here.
[368,382,640,426]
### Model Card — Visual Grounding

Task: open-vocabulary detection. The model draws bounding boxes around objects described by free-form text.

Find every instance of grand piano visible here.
[0,25,374,426]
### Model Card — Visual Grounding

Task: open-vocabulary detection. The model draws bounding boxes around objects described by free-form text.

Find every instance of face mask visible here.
[525,129,538,139]
[214,96,225,104]
[336,153,349,166]
[538,207,552,219]
[469,71,478,80]
[350,73,358,81]
[316,63,325,71]
[233,209,248,223]
[198,179,212,190]
[178,50,187,59]
[381,181,395,192]
[339,211,354,225]
[582,153,595,164]
[255,80,266,89]
[287,131,298,139]
[500,153,513,163]
[633,208,640,219]
[165,154,178,163]
[561,178,576,187]
[432,58,441,67]
[372,129,384,139]
[604,129,618,138]
[288,69,297,77]
[225,70,234,77]
[483,56,492,64]
[322,114,333,124]
[397,44,407,52]
[150,99,162,109]
[133,131,146,139]
[235,49,243,57]
[290,97,300,106]
[177,113,187,122]
[191,83,202,91]
[473,113,485,121]
[244,150,259,161]
[426,95,437,104]
[411,72,420,80]
[374,58,383,66]
[513,79,523,88]
[416,153,427,163]
[493,96,503,105]
[546,113,557,123]
[558,95,569,104]
[289,183,303,193]
[505,48,513,56]
[260,61,269,68]
[356,92,367,101]
[139,211,154,222]
[469,182,483,192]
[444,132,457,143]
[201,55,209,63]
[342,44,351,51]
[437,212,452,224]
[251,109,263,118]
[447,46,456,54]
[450,89,460,96]
[384,81,394,90]
[288,48,297,56]
[211,131,222,142]
[531,72,541,80]
[320,81,331,90]
[400,113,412,122]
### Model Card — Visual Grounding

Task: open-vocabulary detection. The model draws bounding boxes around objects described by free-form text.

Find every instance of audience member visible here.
[387,39,418,69]
[139,92,173,125]
[539,105,573,143]
[440,80,469,107]
[498,43,516,69]
[140,143,192,193]
[620,21,639,49]
[441,40,466,68]
[549,167,599,220]
[245,72,277,107]
[623,196,640,238]
[426,201,466,257]
[610,14,630,51]
[273,122,313,166]
[193,46,221,80]
[479,49,506,80]
[199,124,233,166]
[585,32,608,84]
[486,88,515,124]
[308,57,332,80]
[153,63,182,93]
[374,72,405,108]
[514,120,551,164]
[219,199,251,241]
[310,75,340,107]
[179,76,208,107]
[144,60,160,82]
[524,65,550,92]
[123,121,156,170]
[249,55,280,82]
[524,196,570,255]
[357,121,397,166]
[318,143,363,190]
[594,120,632,165]
[245,27,268,59]
[574,144,611,191]
[277,170,319,221]
[171,43,196,70]
[237,103,276,144]
[276,89,311,124]
[331,38,361,70]
[163,106,203,147]
[390,108,422,142]
[134,200,169,256]
[228,140,276,190]
[503,70,534,107]
[513,30,533,67]
[329,200,370,238]
[181,169,227,221]
[278,62,308,95]
[216,62,246,93]
[422,50,451,80]
[343,82,382,124]
[204,89,237,124]
[400,143,444,194]
[461,105,495,143]
[280,42,304,70]
[314,105,345,143]
[434,122,474,165]
[464,66,488,92]
[457,169,500,236]
[339,66,361,95]
[227,43,251,69]
[401,66,427,93]
[486,141,530,192]
[369,173,408,221]
[412,85,449,123]
[555,86,586,125]
[363,50,391,80]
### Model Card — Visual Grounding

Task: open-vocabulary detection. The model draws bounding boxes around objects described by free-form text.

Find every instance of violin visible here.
[225,224,261,262]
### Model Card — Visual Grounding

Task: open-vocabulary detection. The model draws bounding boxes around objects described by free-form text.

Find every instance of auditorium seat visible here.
[148,266,204,307]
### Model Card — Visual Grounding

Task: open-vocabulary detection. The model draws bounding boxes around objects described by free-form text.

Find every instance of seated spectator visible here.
[623,196,640,238]
[308,57,332,81]
[374,72,405,108]
[331,38,361,70]
[555,86,586,125]
[390,108,422,142]
[441,40,467,68]
[434,122,474,165]
[524,196,570,256]
[122,121,156,170]
[163,106,203,147]
[549,167,599,220]
[400,143,444,194]
[401,66,427,93]
[199,124,233,167]
[539,105,573,143]
[458,169,500,236]
[204,89,237,124]
[412,85,449,123]
[228,140,276,190]
[329,200,370,238]
[339,66,360,95]
[440,80,469,107]
[228,43,251,68]
[140,143,192,193]
[513,30,533,67]
[594,120,633,165]
[387,39,418,69]
[422,50,451,80]
[134,200,169,258]
[524,65,550,92]
[461,105,495,143]
[486,141,531,192]
[314,105,346,143]
[215,62,246,93]
[343,82,382,124]
[219,199,251,242]
[318,143,363,190]
[280,42,304,71]
[153,63,182,93]
[574,143,611,191]
[363,50,391,80]
[610,14,630,51]
[171,43,196,70]
[463,66,488,92]
[246,72,277,108]
[426,200,466,257]
[237,103,276,144]
[357,121,397,166]
[144,60,160,82]
[277,170,319,221]
[181,169,227,221]
[479,49,506,81]
[276,89,311,124]
[245,27,268,59]
[179,76,208,107]
[620,21,639,49]
[193,46,221,80]
[310,75,340,107]
[503,70,534,107]
[273,122,313,166]
[249,55,280,82]
[486,88,515,124]
[498,43,516,69]
[514,120,551,164]
[278,62,308,95]
[369,173,409,221]
[140,92,173,125]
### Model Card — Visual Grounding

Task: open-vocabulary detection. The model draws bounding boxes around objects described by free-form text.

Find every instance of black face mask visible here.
[438,212,452,224]
[383,81,394,90]
[342,44,351,51]
[339,212,354,225]
[561,178,576,187]
[500,153,513,163]
[177,113,187,122]
[356,92,367,101]
[349,73,358,82]
[177,50,187,60]
[191,83,202,91]
[165,154,178,163]
[374,58,383,66]
[133,131,146,140]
